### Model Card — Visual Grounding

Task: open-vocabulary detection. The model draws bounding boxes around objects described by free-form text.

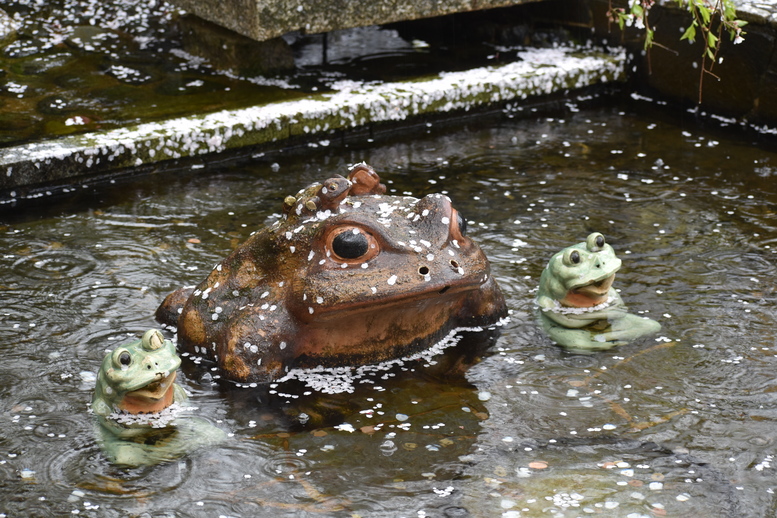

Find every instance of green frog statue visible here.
[91,329,225,466]
[536,232,661,352]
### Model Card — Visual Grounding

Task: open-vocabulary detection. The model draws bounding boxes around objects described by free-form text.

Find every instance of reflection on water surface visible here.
[2,102,777,517]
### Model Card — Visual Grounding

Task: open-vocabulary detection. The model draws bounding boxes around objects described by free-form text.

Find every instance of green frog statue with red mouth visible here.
[536,232,661,352]
[91,329,225,466]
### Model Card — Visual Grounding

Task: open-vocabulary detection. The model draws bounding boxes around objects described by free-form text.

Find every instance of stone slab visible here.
[0,47,625,202]
[169,0,540,42]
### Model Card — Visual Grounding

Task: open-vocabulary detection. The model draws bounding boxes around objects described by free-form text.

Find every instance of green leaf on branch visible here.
[644,27,654,49]
[698,3,712,24]
[681,24,697,43]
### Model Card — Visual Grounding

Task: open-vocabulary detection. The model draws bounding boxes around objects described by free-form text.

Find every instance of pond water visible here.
[2,100,777,517]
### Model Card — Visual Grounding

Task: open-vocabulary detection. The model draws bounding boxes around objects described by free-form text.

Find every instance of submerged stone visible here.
[0,46,625,199]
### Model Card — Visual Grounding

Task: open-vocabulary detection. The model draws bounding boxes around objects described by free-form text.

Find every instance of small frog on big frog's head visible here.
[92,329,225,466]
[156,163,507,384]
[536,232,661,352]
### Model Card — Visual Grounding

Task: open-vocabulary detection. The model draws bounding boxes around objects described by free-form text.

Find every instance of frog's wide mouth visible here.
[119,372,177,414]
[307,271,489,321]
[560,273,617,308]
[571,273,616,297]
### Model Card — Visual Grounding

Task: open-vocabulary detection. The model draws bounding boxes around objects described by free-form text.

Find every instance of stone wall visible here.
[529,0,777,128]
[168,0,541,42]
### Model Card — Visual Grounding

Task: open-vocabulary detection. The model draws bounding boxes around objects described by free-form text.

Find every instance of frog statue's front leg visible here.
[589,312,662,345]
[539,303,660,353]
[155,287,195,329]
[539,312,627,352]
[537,293,630,352]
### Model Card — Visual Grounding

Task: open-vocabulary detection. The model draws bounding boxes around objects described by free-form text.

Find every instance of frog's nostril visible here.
[418,266,430,276]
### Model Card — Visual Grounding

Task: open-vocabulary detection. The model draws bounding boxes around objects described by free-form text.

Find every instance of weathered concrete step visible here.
[0,46,625,203]
[169,0,541,42]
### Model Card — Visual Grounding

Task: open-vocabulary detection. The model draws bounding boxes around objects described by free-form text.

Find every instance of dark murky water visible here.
[2,102,777,517]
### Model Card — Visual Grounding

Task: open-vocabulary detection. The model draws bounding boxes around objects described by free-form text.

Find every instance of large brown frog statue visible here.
[156,164,507,384]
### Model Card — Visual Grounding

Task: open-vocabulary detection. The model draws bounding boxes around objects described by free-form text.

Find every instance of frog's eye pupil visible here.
[332,230,369,259]
[570,250,580,264]
[456,212,467,236]
[119,352,131,366]
[596,235,605,248]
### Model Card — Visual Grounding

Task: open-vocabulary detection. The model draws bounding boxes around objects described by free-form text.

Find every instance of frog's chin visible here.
[118,372,177,415]
[561,273,616,308]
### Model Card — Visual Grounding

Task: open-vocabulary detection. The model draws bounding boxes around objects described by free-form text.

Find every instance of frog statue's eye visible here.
[328,226,379,263]
[586,232,606,252]
[333,229,369,258]
[563,248,582,266]
[112,349,132,369]
[456,211,467,237]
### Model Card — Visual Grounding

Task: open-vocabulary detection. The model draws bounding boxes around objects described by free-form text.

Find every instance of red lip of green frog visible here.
[155,163,508,383]
[536,232,661,352]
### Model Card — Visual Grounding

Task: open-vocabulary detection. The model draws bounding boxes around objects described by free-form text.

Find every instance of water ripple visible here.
[10,246,98,282]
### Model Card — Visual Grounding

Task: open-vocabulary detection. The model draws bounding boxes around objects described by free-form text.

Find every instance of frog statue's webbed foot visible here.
[599,313,662,343]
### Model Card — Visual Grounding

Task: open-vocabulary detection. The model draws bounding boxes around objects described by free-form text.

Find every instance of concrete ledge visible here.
[0,46,625,203]
[170,0,540,42]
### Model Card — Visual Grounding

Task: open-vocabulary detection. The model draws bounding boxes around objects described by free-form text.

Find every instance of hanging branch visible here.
[607,0,748,103]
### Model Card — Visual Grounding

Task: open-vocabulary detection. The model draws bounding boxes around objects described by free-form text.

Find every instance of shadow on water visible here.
[2,101,777,515]
[201,329,501,435]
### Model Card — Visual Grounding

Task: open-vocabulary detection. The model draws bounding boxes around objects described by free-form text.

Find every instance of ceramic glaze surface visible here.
[91,329,225,466]
[156,164,507,382]
[92,329,184,424]
[536,232,661,351]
